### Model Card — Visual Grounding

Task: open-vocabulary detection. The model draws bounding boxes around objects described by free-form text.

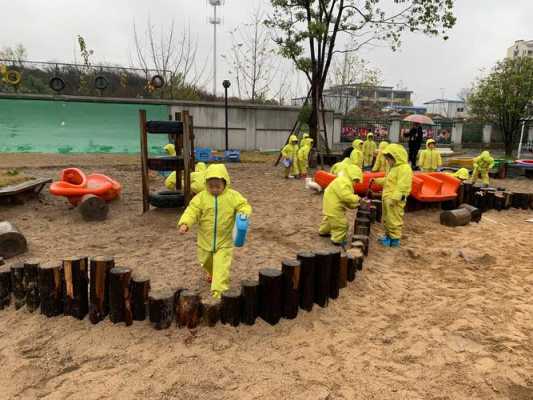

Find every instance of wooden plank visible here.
[0,178,52,197]
[182,110,192,206]
[139,110,150,213]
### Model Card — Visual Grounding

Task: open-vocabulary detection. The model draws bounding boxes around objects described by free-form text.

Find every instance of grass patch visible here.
[0,170,33,188]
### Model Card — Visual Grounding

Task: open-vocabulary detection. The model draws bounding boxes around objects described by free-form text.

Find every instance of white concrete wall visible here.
[170,101,338,151]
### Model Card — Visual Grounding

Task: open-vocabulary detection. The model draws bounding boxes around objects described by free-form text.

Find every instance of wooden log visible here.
[38,263,63,317]
[347,248,364,271]
[346,254,356,282]
[221,289,241,327]
[529,194,533,210]
[23,259,40,312]
[511,192,530,210]
[354,217,371,236]
[296,252,315,312]
[0,266,11,310]
[108,267,132,325]
[201,297,220,327]
[351,235,369,256]
[62,257,89,320]
[458,204,482,223]
[456,183,465,206]
[258,268,282,325]
[463,182,473,205]
[329,249,341,300]
[339,254,348,289]
[177,289,201,329]
[131,275,150,321]
[89,256,114,324]
[440,208,472,227]
[503,191,512,209]
[79,194,109,221]
[149,289,174,330]
[371,200,383,223]
[281,259,300,320]
[0,221,27,259]
[473,191,487,213]
[10,263,25,309]
[356,209,371,221]
[240,279,259,325]
[312,251,331,308]
[483,188,496,210]
[494,192,505,211]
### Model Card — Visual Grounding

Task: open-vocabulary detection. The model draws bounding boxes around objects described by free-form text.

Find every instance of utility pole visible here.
[208,0,223,96]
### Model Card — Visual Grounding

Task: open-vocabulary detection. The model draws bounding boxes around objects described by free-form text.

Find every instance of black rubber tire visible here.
[49,77,65,92]
[94,75,109,90]
[148,191,185,208]
[150,75,165,89]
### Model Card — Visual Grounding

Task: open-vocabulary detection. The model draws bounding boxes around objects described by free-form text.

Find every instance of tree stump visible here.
[89,256,114,324]
[458,204,482,223]
[296,252,315,312]
[354,217,371,236]
[511,192,530,210]
[463,182,473,205]
[339,254,348,289]
[0,266,11,310]
[258,268,282,325]
[371,200,383,223]
[201,297,220,327]
[149,289,174,330]
[109,267,132,325]
[347,248,364,272]
[79,194,109,221]
[503,191,512,209]
[482,188,496,210]
[440,208,472,227]
[10,263,25,309]
[313,250,331,308]
[356,210,371,221]
[329,249,341,300]
[494,192,505,211]
[0,221,28,259]
[281,259,301,320]
[241,279,259,325]
[23,259,40,312]
[131,275,150,321]
[221,289,241,327]
[346,254,356,282]
[62,257,89,320]
[351,235,369,256]
[177,289,201,329]
[38,263,63,317]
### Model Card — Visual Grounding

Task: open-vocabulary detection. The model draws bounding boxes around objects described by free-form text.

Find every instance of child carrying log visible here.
[178,164,252,299]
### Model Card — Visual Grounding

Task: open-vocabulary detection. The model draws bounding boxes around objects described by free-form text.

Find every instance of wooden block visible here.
[347,253,356,282]
[149,289,174,330]
[313,250,331,308]
[440,208,472,227]
[38,263,63,317]
[131,274,150,321]
[62,256,89,320]
[221,289,241,327]
[339,254,348,289]
[329,249,341,300]
[258,268,282,325]
[79,194,109,221]
[296,252,315,312]
[10,263,25,309]
[23,259,40,312]
[351,234,369,256]
[177,289,201,329]
[458,204,482,223]
[201,297,220,327]
[0,266,11,310]
[0,221,27,259]
[241,279,259,325]
[281,259,300,320]
[89,256,114,324]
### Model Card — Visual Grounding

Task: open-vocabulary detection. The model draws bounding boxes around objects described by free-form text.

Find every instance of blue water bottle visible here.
[233,213,249,247]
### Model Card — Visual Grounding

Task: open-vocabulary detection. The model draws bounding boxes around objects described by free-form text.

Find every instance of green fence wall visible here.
[0,98,169,154]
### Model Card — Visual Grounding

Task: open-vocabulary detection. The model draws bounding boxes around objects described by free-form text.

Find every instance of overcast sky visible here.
[2,0,532,104]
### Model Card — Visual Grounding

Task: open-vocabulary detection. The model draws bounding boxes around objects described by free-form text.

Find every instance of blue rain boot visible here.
[389,238,400,247]
[378,236,391,247]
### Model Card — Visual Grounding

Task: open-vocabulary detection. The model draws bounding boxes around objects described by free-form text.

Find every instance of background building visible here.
[507,40,533,59]
[423,98,466,119]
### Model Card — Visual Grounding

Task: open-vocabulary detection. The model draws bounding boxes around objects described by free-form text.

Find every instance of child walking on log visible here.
[471,150,494,185]
[374,144,413,248]
[319,164,363,246]
[281,135,300,178]
[178,164,252,298]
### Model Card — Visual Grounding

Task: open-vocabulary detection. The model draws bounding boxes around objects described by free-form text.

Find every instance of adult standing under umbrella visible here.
[402,115,434,168]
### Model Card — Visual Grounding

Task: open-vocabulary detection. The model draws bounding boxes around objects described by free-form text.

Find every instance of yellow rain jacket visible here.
[362,133,378,167]
[452,168,469,181]
[376,144,413,240]
[281,135,300,177]
[164,162,208,193]
[297,137,314,175]
[319,164,362,244]
[417,139,442,172]
[350,139,364,169]
[331,157,352,175]
[164,143,176,156]
[372,141,389,173]
[300,133,313,148]
[178,164,252,298]
[472,151,494,185]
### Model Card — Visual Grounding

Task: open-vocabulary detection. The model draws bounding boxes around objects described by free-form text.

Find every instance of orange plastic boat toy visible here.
[313,170,460,202]
[49,168,122,205]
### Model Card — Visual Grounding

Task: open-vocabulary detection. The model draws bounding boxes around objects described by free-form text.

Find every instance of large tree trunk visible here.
[309,79,320,145]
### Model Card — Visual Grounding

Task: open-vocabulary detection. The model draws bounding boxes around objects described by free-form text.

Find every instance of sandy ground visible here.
[0,154,532,400]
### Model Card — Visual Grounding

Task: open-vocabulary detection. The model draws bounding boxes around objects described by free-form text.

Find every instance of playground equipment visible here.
[0,64,21,86]
[139,109,195,212]
[0,177,51,205]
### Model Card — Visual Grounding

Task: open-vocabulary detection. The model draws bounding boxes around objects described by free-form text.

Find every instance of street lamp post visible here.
[223,80,231,151]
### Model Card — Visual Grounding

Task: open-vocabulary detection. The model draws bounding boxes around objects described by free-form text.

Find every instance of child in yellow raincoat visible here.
[164,162,208,194]
[164,143,176,156]
[445,168,469,181]
[372,141,389,173]
[297,137,314,178]
[350,139,364,169]
[300,132,313,148]
[417,139,442,172]
[319,164,363,245]
[471,150,494,185]
[178,164,252,298]
[330,157,352,175]
[374,144,413,247]
[362,133,377,168]
[281,135,300,178]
